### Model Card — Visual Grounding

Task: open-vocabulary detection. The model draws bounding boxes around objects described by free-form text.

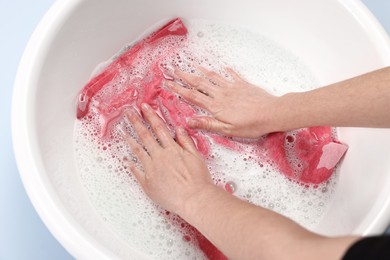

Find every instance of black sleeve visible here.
[342,236,390,260]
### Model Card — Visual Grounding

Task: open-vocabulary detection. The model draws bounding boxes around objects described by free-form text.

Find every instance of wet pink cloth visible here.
[262,128,348,184]
[76,17,347,185]
[76,18,187,119]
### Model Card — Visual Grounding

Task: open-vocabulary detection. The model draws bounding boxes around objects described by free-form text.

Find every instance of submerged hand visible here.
[167,67,280,138]
[121,103,214,214]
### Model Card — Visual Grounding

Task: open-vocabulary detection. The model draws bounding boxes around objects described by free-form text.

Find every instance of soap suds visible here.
[74,18,345,260]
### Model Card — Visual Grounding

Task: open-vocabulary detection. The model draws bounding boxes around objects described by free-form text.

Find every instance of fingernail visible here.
[141,103,150,111]
[161,65,174,80]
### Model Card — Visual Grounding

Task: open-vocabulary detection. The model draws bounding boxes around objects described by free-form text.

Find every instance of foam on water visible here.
[74,19,339,259]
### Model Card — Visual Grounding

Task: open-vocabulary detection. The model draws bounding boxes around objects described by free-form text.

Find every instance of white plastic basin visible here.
[12,0,390,259]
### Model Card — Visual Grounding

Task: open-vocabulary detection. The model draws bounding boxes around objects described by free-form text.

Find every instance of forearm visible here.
[179,185,358,259]
[275,67,390,131]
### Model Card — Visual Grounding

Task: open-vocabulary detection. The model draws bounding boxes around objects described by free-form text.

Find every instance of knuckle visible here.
[222,124,233,135]
[188,89,199,101]
[154,122,166,133]
[174,84,185,95]
[138,128,149,139]
[191,78,201,87]
[180,87,192,99]
[165,146,178,156]
[181,71,192,80]
[208,71,218,79]
[132,144,143,155]
[124,136,134,146]
[203,118,213,131]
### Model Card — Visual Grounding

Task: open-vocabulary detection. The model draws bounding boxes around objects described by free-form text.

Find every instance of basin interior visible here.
[18,0,390,258]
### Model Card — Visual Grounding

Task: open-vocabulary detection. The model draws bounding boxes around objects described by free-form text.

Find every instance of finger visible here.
[174,69,217,96]
[118,125,151,166]
[176,126,198,154]
[166,81,213,110]
[125,110,159,155]
[140,103,176,148]
[129,162,146,188]
[198,66,229,87]
[187,116,233,136]
[225,67,245,82]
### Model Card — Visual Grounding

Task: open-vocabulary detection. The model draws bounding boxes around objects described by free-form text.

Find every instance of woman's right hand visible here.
[166,67,281,138]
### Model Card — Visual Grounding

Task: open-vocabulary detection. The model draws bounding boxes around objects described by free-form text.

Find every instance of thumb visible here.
[187,116,232,135]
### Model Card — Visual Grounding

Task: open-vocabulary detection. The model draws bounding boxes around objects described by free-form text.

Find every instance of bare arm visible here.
[180,184,358,260]
[277,67,390,131]
[170,66,390,138]
[121,103,359,260]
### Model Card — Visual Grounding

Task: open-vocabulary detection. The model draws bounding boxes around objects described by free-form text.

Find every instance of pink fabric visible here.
[76,17,348,185]
[76,18,348,259]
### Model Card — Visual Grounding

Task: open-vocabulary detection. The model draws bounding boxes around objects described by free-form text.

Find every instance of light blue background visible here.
[0,0,389,259]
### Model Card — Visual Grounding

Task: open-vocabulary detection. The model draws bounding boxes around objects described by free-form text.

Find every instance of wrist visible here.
[177,183,224,221]
[272,92,305,132]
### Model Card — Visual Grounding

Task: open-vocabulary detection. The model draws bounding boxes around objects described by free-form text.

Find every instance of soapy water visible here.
[74,18,346,259]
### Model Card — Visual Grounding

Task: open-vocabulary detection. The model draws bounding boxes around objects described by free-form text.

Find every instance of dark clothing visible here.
[343,236,390,260]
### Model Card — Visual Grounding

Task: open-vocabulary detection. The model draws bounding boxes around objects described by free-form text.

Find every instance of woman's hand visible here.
[167,67,280,138]
[121,103,214,214]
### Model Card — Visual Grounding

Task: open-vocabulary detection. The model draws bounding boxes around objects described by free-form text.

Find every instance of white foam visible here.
[74,19,338,259]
